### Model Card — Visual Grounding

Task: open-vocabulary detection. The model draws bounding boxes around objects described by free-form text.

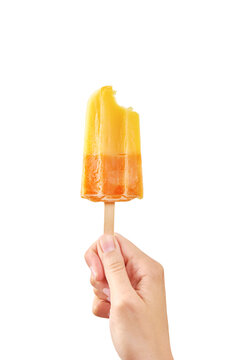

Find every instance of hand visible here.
[84,233,173,360]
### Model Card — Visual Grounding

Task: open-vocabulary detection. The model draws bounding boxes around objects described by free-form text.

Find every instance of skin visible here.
[84,233,174,360]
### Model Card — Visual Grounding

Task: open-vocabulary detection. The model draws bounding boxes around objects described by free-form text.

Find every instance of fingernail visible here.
[90,266,97,279]
[103,288,110,297]
[100,235,115,253]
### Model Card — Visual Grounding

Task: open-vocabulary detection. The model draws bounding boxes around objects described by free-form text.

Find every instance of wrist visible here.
[125,349,173,360]
[157,351,174,360]
[153,347,173,360]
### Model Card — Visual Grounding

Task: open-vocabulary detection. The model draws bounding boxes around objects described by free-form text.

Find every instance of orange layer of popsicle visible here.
[82,154,143,201]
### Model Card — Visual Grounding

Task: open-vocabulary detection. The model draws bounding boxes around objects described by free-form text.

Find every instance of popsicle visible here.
[81,86,143,234]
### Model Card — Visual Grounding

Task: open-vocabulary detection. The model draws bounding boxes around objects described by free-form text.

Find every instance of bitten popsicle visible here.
[81,86,143,234]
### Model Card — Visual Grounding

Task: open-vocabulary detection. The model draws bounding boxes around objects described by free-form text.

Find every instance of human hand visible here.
[84,233,173,360]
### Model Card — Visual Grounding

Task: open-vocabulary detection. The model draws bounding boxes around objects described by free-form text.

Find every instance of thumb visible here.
[97,235,133,301]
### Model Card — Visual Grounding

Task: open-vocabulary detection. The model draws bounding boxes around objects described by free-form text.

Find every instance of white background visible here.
[0,0,240,359]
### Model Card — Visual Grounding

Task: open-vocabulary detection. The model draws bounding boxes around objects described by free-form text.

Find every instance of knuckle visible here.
[90,276,96,287]
[105,253,125,274]
[93,288,98,296]
[114,298,127,313]
[158,263,164,276]
[114,296,137,314]
[152,262,164,281]
[92,302,99,317]
[84,247,91,263]
[108,261,125,274]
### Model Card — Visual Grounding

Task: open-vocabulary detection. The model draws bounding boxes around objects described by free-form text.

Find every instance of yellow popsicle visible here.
[81,86,143,202]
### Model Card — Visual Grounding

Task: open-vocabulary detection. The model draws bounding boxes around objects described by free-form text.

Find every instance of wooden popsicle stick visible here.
[104,202,115,235]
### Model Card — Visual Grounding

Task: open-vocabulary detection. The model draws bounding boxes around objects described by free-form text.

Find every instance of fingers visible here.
[92,296,110,318]
[96,235,135,302]
[90,275,109,292]
[84,241,105,281]
[93,288,110,302]
[85,234,166,325]
[85,241,111,313]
